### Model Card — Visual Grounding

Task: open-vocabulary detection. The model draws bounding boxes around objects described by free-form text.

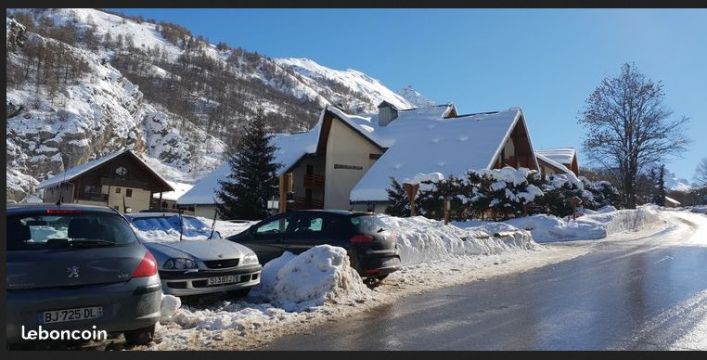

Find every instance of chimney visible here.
[377,101,398,127]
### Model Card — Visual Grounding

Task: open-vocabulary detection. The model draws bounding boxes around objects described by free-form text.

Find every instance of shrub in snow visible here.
[387,167,620,221]
[463,167,545,220]
[249,245,371,312]
[384,177,421,217]
[580,177,620,209]
[417,175,466,220]
[535,174,586,218]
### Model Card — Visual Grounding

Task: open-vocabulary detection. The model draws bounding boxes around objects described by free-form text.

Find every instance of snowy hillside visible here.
[275,57,415,113]
[397,85,435,108]
[665,169,692,192]
[5,8,428,202]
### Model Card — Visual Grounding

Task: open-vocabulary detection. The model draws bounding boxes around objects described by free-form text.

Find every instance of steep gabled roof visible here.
[536,148,576,165]
[349,107,534,202]
[536,153,574,176]
[37,149,174,192]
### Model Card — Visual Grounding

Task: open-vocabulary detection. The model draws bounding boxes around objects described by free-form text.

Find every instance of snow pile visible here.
[160,294,181,321]
[250,246,372,312]
[457,205,665,243]
[380,215,537,266]
[691,206,707,214]
[503,214,607,242]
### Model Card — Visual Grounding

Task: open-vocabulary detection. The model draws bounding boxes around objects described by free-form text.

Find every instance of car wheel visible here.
[123,325,155,346]
[227,288,251,298]
[376,273,389,281]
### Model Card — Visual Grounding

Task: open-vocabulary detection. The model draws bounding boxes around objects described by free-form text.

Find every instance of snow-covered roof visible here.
[181,104,534,205]
[348,107,526,202]
[153,181,194,201]
[535,148,576,165]
[177,130,319,205]
[536,153,574,175]
[665,196,681,205]
[37,149,174,191]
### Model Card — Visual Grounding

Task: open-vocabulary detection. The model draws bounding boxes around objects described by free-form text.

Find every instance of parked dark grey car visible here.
[6,204,162,346]
[228,210,401,281]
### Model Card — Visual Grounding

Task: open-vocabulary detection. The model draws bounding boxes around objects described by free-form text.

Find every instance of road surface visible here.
[261,211,707,350]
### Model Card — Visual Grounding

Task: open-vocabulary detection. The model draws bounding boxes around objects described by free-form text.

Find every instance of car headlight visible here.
[163,258,197,270]
[241,253,259,266]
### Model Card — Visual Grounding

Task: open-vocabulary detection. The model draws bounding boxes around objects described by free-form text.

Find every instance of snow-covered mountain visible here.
[5,8,426,202]
[397,85,435,108]
[274,58,414,113]
[665,169,692,192]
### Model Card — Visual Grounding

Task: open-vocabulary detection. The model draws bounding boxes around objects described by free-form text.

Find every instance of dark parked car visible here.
[6,204,162,346]
[228,210,401,281]
[125,212,262,298]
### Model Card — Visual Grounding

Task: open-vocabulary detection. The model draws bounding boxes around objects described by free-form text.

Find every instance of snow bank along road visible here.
[262,210,707,350]
[53,207,687,350]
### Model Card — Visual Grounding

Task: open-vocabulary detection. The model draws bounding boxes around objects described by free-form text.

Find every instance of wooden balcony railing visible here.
[292,197,324,209]
[303,174,325,189]
[78,192,109,202]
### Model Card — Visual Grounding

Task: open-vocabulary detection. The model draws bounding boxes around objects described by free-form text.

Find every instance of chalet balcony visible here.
[78,192,109,202]
[292,196,324,210]
[303,174,325,189]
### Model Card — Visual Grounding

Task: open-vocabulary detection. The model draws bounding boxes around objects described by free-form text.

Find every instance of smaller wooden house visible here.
[37,149,174,213]
[536,148,579,176]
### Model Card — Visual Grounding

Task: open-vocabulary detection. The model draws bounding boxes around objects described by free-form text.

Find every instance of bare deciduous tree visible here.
[579,63,689,208]
[695,158,707,188]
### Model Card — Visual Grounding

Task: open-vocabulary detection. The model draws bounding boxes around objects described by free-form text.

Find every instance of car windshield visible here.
[129,215,218,241]
[350,215,387,234]
[7,211,138,251]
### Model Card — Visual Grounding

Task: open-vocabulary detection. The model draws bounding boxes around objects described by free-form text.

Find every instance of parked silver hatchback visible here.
[125,212,262,297]
[6,204,162,346]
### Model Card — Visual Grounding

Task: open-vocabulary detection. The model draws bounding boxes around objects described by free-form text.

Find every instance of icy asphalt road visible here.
[262,211,707,350]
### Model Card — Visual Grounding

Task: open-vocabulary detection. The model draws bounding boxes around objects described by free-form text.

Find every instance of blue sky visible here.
[113,8,707,181]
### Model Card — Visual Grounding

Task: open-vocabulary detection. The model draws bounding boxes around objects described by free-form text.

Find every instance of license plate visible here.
[39,306,103,324]
[207,275,240,286]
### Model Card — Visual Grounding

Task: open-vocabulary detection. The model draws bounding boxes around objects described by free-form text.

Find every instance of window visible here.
[7,212,138,250]
[351,215,387,234]
[290,215,324,233]
[115,187,121,194]
[256,217,289,234]
[306,164,314,175]
[126,189,133,198]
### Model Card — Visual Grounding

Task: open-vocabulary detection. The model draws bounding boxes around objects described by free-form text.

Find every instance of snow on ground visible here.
[141,214,573,350]
[691,205,707,214]
[382,215,537,265]
[454,205,665,243]
[140,208,670,350]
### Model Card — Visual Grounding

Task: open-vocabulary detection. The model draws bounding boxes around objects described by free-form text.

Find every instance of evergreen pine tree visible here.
[657,164,666,206]
[216,110,281,220]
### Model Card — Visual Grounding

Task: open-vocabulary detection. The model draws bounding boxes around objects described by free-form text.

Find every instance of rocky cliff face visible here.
[5,9,425,202]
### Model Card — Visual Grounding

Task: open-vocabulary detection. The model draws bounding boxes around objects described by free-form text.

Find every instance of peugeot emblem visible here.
[67,265,80,278]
